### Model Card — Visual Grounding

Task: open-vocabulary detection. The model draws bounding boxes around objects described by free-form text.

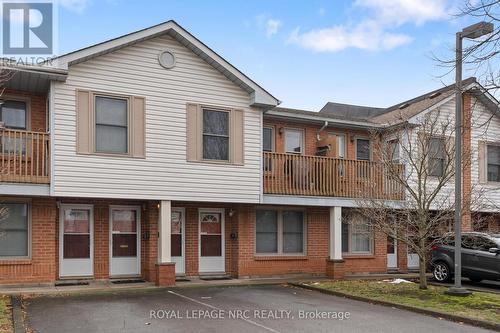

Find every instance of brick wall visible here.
[3,89,47,132]
[264,118,371,158]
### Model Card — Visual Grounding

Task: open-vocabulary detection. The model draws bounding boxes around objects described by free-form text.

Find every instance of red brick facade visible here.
[0,197,402,285]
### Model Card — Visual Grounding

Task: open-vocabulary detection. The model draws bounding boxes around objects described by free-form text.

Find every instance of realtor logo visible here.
[2,1,54,55]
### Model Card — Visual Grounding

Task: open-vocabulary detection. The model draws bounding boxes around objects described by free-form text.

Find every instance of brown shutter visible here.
[231,109,244,165]
[131,96,146,158]
[186,103,199,161]
[478,141,487,183]
[76,89,91,154]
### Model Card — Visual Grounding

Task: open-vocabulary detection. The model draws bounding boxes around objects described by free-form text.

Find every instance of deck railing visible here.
[0,128,50,184]
[263,152,404,200]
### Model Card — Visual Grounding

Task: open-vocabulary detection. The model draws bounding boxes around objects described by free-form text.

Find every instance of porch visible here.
[263,152,405,200]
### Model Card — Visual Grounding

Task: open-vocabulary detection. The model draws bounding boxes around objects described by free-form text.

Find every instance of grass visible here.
[306,280,500,325]
[0,296,13,333]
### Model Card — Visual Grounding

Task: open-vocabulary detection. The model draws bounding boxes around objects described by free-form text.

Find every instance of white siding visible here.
[471,97,500,212]
[52,35,263,203]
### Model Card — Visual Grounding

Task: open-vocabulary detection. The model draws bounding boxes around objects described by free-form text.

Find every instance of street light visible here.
[446,21,494,297]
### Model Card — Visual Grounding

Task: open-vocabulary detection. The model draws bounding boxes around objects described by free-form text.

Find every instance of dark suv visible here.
[430,232,500,283]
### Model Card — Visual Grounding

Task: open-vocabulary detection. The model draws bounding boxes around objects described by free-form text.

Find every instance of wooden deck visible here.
[263,152,404,200]
[0,128,50,184]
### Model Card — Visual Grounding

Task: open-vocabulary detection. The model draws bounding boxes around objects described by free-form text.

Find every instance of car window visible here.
[461,235,476,249]
[476,237,497,252]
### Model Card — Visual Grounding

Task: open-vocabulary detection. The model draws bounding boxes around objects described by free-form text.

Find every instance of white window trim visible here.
[254,208,307,256]
[427,136,446,178]
[94,94,131,155]
[0,199,32,260]
[284,128,305,155]
[486,142,500,183]
[386,138,400,163]
[0,95,31,131]
[342,220,374,256]
[328,132,347,159]
[201,108,231,162]
[355,137,372,161]
[263,125,275,152]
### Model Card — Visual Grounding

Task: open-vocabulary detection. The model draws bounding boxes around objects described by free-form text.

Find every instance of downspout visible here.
[316,121,329,141]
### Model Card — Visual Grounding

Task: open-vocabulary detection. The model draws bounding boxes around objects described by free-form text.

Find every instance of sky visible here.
[55,0,484,110]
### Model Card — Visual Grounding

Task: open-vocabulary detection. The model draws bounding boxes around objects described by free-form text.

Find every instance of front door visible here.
[109,206,140,277]
[59,205,94,278]
[407,246,420,269]
[199,209,225,274]
[171,208,185,275]
[387,236,397,269]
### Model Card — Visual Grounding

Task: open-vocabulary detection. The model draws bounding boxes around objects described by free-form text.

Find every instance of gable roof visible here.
[267,77,500,128]
[52,20,279,108]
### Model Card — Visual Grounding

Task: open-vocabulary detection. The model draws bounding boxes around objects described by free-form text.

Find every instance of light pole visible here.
[446,21,493,296]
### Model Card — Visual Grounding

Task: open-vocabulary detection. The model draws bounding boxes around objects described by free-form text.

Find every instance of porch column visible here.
[327,206,345,279]
[156,200,175,286]
[158,200,172,263]
[329,206,342,260]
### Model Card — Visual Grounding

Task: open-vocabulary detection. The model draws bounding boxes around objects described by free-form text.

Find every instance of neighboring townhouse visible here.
[0,21,498,286]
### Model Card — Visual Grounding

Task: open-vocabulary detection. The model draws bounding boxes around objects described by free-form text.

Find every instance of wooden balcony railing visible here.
[0,128,50,184]
[263,152,404,200]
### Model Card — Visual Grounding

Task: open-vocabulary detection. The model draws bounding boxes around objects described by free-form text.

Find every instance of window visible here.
[285,129,303,154]
[428,137,445,177]
[263,127,274,152]
[356,138,370,161]
[342,214,373,255]
[95,96,128,154]
[337,134,346,159]
[0,100,27,129]
[0,203,29,258]
[203,109,229,161]
[487,145,500,182]
[255,209,305,255]
[387,139,399,162]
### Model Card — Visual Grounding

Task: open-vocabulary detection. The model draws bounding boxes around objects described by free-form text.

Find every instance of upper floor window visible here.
[95,96,128,154]
[356,138,370,161]
[428,137,445,177]
[0,100,27,130]
[337,134,346,159]
[487,144,500,182]
[285,129,303,154]
[387,139,399,163]
[203,109,229,161]
[263,127,274,152]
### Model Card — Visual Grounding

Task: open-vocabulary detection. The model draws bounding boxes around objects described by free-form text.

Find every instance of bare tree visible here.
[352,109,482,289]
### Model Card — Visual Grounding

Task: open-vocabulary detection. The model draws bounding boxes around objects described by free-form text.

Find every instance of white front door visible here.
[59,205,94,278]
[407,246,420,269]
[171,208,185,275]
[109,206,141,277]
[387,236,397,269]
[199,209,225,274]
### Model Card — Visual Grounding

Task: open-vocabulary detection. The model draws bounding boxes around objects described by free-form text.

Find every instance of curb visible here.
[11,296,24,333]
[288,282,500,332]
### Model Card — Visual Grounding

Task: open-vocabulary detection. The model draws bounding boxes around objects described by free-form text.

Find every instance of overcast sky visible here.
[57,0,484,110]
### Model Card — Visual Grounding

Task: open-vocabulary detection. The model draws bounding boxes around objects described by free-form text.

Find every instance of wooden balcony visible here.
[263,152,404,200]
[0,128,50,184]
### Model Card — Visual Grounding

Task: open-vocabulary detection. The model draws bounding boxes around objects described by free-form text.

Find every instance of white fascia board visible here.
[265,110,384,129]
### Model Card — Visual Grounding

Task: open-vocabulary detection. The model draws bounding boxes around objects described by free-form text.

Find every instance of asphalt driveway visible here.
[24,284,491,333]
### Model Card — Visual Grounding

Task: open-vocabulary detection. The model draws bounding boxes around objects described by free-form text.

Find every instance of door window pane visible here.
[202,109,229,160]
[263,127,273,152]
[256,210,278,253]
[387,139,399,162]
[285,130,303,153]
[356,139,370,161]
[487,145,500,182]
[200,212,222,257]
[95,96,128,154]
[112,210,136,233]
[1,101,26,129]
[171,211,182,257]
[63,209,90,259]
[282,211,304,253]
[0,203,29,257]
[112,234,137,257]
[337,135,346,158]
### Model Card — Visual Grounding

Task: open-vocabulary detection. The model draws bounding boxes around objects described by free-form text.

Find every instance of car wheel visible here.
[468,276,483,283]
[433,262,451,282]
